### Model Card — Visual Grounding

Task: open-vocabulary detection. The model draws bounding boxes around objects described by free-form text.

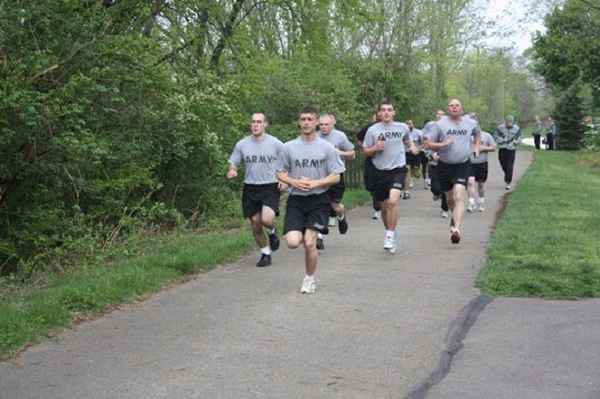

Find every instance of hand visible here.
[226,169,237,179]
[444,137,455,147]
[375,140,385,151]
[278,181,288,192]
[294,177,318,191]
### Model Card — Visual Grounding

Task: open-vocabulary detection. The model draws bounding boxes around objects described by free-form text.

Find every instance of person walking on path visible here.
[467,130,496,212]
[533,115,544,150]
[363,101,418,253]
[424,99,480,244]
[227,113,285,267]
[357,111,383,221]
[493,115,521,190]
[276,106,344,294]
[545,116,557,150]
[316,113,356,250]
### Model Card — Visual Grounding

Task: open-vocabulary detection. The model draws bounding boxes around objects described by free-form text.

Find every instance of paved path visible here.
[3,151,598,398]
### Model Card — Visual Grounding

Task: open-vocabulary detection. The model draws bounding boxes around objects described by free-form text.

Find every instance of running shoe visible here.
[372,210,381,220]
[268,230,280,252]
[256,254,272,267]
[338,216,348,234]
[300,275,316,294]
[505,184,511,190]
[450,228,461,244]
[316,237,325,250]
[384,236,395,250]
[441,210,449,218]
[402,191,411,200]
[467,198,476,213]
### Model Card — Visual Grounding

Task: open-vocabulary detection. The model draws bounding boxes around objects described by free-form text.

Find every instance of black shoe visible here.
[256,254,272,267]
[402,192,411,200]
[338,216,348,234]
[268,231,280,252]
[316,237,325,250]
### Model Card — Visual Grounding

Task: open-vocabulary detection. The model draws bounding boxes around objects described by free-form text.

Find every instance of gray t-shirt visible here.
[425,116,480,164]
[363,122,411,170]
[319,128,355,166]
[407,128,424,152]
[470,131,495,164]
[277,136,345,196]
[228,134,284,184]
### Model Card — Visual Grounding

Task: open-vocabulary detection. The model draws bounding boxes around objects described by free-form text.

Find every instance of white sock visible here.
[468,197,475,205]
[261,246,271,255]
[268,227,276,235]
[304,274,314,280]
[479,197,485,204]
[337,214,345,221]
[317,233,323,239]
[385,229,395,239]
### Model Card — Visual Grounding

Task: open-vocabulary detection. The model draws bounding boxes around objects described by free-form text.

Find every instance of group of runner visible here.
[227,99,519,294]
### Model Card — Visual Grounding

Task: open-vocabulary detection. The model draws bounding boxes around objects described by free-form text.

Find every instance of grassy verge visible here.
[477,151,600,298]
[0,188,371,357]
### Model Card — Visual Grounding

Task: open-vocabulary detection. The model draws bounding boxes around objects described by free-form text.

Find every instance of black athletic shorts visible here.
[470,162,488,183]
[406,152,420,168]
[372,166,407,202]
[437,160,471,193]
[327,173,345,204]
[284,192,330,234]
[420,152,429,165]
[242,183,280,218]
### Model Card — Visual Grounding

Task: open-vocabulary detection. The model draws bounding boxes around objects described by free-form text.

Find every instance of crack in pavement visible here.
[405,295,494,399]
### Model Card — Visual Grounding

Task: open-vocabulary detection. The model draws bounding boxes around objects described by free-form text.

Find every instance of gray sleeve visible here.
[363,129,375,148]
[425,124,440,142]
[402,130,411,146]
[327,146,345,175]
[228,141,243,166]
[487,134,496,147]
[339,133,355,151]
[276,146,290,172]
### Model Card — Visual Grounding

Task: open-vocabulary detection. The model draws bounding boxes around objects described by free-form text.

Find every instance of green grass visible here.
[477,151,600,298]
[0,188,371,357]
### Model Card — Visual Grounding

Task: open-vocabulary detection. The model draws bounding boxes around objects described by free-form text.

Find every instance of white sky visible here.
[479,0,548,53]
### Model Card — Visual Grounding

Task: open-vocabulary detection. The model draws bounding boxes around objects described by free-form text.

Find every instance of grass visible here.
[0,188,371,358]
[477,150,600,298]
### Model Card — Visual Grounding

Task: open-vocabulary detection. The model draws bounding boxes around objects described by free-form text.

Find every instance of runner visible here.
[363,101,418,253]
[467,129,496,212]
[424,99,480,244]
[227,113,285,267]
[424,110,449,218]
[316,114,356,250]
[403,120,424,199]
[276,106,345,294]
[493,115,521,190]
[357,111,383,220]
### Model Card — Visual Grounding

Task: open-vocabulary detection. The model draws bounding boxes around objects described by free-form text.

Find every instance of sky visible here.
[479,0,549,54]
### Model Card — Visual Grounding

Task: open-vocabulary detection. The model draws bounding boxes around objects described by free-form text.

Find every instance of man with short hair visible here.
[277,106,344,294]
[493,115,521,190]
[363,101,418,253]
[467,129,496,212]
[424,99,480,244]
[227,113,285,267]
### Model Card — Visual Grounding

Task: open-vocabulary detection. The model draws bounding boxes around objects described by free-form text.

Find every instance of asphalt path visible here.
[4,151,576,399]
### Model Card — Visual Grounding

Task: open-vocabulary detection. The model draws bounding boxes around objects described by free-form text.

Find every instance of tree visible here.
[553,84,585,150]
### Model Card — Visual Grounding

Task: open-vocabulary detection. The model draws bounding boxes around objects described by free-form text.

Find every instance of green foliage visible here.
[553,84,585,150]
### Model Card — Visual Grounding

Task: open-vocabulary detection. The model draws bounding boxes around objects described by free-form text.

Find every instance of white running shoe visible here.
[505,184,511,190]
[478,198,485,212]
[441,210,449,218]
[372,210,381,220]
[328,216,337,227]
[383,236,395,250]
[425,178,431,188]
[300,275,316,294]
[409,182,414,189]
[467,198,476,213]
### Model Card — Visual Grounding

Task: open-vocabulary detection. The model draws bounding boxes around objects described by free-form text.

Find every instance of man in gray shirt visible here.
[228,113,285,267]
[363,101,418,253]
[319,114,355,237]
[277,106,344,294]
[493,115,521,190]
[404,120,424,199]
[467,130,496,212]
[424,98,480,244]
